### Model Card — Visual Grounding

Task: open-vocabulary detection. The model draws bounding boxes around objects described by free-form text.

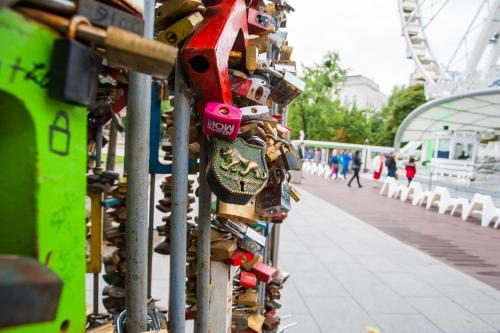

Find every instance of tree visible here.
[288,51,347,140]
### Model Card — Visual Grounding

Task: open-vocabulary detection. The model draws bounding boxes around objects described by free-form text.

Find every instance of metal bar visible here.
[106,122,118,171]
[195,135,211,333]
[169,57,190,333]
[125,0,154,331]
[147,173,156,299]
[95,123,103,168]
[270,224,280,267]
[93,274,99,315]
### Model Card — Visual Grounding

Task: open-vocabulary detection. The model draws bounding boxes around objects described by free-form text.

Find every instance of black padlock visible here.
[49,111,71,156]
[280,144,301,171]
[48,39,101,106]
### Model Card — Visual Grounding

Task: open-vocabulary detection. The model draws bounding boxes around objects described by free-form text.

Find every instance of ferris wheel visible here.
[399,0,500,99]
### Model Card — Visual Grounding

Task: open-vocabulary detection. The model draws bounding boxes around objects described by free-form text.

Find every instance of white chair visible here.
[323,165,331,179]
[311,163,318,175]
[393,184,408,200]
[302,160,311,173]
[462,193,500,227]
[450,198,469,217]
[401,181,422,204]
[417,190,433,207]
[380,177,398,198]
[426,186,458,214]
[317,163,325,177]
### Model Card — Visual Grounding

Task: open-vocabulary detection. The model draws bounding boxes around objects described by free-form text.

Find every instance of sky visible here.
[285,0,481,95]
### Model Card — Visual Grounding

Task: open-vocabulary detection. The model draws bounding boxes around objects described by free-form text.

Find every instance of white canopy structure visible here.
[394,87,500,149]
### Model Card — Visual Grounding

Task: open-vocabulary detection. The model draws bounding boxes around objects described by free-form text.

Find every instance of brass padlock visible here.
[157,12,204,46]
[279,43,293,60]
[237,289,259,306]
[216,199,259,225]
[246,42,259,73]
[211,239,237,261]
[248,312,266,332]
[155,0,202,27]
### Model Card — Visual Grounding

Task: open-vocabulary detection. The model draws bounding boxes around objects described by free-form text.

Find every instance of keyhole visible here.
[240,181,245,192]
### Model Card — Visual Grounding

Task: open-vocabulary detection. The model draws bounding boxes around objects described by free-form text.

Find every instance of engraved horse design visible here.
[220,147,268,180]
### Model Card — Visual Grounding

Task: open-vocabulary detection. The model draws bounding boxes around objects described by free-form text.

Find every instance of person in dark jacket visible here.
[347,150,362,188]
[385,152,397,178]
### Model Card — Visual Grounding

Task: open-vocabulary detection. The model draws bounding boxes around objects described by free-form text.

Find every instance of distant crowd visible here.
[299,145,417,189]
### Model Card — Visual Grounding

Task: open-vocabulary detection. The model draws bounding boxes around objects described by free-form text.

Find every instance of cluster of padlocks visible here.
[153,0,304,332]
[0,0,302,331]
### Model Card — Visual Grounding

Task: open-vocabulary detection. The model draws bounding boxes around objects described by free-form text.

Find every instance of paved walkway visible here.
[280,186,500,333]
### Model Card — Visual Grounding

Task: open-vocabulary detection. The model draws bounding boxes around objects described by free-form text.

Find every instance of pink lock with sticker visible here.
[203,102,242,141]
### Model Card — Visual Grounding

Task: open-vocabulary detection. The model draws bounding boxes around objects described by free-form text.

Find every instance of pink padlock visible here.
[203,102,242,141]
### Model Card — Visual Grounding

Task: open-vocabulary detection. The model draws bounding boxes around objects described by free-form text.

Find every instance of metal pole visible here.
[195,135,211,333]
[125,1,154,332]
[106,122,118,171]
[270,224,280,267]
[169,57,190,333]
[93,121,103,315]
[147,173,156,299]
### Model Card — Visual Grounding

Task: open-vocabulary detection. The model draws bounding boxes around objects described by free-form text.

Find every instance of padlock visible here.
[211,239,237,261]
[155,0,203,28]
[214,218,266,254]
[241,253,261,271]
[225,249,254,266]
[247,8,274,36]
[230,74,270,106]
[263,315,280,330]
[250,261,278,284]
[239,122,266,140]
[274,59,297,74]
[48,39,100,106]
[272,270,290,285]
[290,185,301,202]
[280,144,301,171]
[182,0,249,109]
[49,111,71,156]
[237,289,259,306]
[202,103,242,141]
[245,42,258,73]
[270,71,305,106]
[266,142,283,162]
[239,271,257,288]
[232,312,250,332]
[279,43,293,60]
[216,198,259,225]
[256,169,291,217]
[207,137,268,205]
[241,105,270,122]
[248,313,266,332]
[157,12,204,46]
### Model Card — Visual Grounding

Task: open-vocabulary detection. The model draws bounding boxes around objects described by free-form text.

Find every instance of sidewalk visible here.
[280,187,500,333]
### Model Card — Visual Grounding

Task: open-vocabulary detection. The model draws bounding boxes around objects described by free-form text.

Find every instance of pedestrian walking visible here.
[340,150,351,180]
[348,150,362,188]
[329,150,340,180]
[371,152,384,188]
[385,152,397,178]
[405,157,416,186]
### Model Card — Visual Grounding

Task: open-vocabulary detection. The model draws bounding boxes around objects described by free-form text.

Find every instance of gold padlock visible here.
[266,142,283,162]
[211,239,237,261]
[157,12,204,46]
[238,290,259,307]
[248,313,266,332]
[216,199,259,225]
[155,0,202,27]
[290,185,301,202]
[279,43,293,61]
[246,43,259,73]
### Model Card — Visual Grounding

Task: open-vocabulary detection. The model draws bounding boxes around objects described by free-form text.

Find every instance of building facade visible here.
[337,75,387,111]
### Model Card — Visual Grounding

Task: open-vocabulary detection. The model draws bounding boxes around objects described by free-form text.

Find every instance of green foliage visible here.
[288,51,427,146]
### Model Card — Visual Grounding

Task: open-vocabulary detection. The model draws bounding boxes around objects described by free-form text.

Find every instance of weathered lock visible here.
[215,218,266,254]
[247,8,274,36]
[157,12,204,46]
[272,270,290,285]
[241,105,270,122]
[232,312,250,332]
[256,169,291,217]
[203,103,242,141]
[207,137,268,205]
[225,249,254,266]
[238,289,259,306]
[270,71,305,106]
[245,42,259,73]
[211,239,237,261]
[250,261,278,284]
[216,198,259,225]
[239,122,266,140]
[155,0,202,28]
[239,271,257,288]
[279,42,293,60]
[247,312,266,332]
[280,144,301,171]
[230,74,270,106]
[48,39,100,106]
[49,111,71,156]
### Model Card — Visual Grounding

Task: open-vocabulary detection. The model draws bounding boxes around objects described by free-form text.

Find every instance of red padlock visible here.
[247,8,273,36]
[240,271,257,288]
[202,102,242,141]
[182,0,249,111]
[250,261,278,284]
[225,249,253,266]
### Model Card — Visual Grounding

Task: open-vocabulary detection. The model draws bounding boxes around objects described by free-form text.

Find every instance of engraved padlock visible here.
[49,111,71,156]
[202,102,242,141]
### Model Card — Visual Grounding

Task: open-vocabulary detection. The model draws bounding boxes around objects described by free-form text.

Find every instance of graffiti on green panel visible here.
[0,9,86,333]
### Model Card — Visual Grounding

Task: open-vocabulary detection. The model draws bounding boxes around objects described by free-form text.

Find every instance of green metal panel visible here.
[0,9,86,333]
